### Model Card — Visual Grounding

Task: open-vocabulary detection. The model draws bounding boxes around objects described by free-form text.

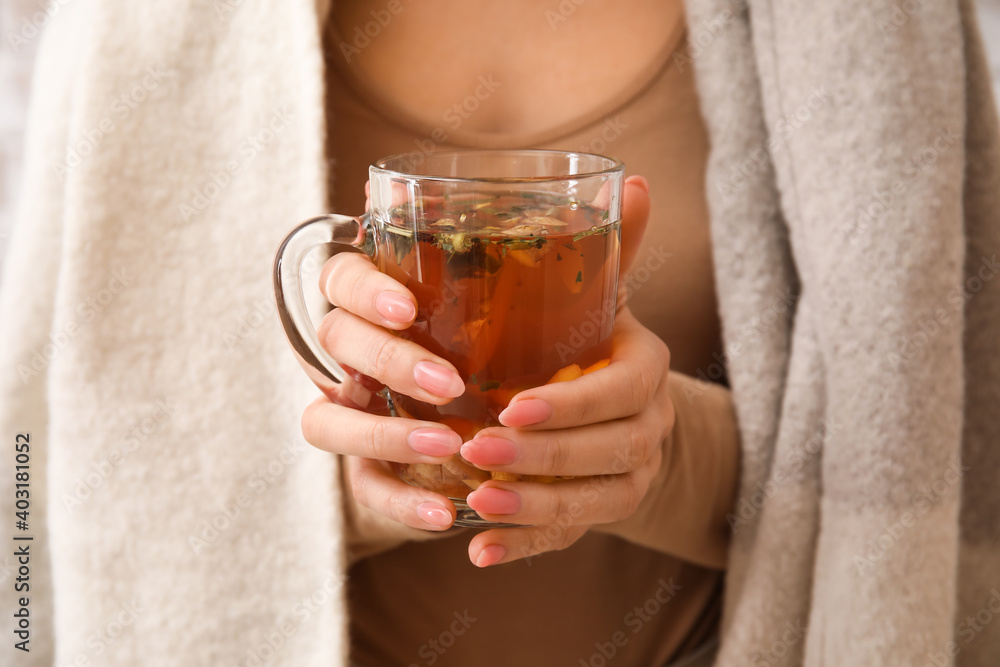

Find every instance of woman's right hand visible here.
[300,248,467,533]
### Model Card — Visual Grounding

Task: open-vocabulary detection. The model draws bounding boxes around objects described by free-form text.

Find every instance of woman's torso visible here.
[325,1,724,664]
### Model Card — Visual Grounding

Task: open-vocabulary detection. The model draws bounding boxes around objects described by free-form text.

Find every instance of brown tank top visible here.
[324,10,724,666]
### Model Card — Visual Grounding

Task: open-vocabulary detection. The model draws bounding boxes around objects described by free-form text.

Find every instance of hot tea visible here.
[372,190,621,498]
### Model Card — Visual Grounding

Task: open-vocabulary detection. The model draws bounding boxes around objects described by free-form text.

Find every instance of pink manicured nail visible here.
[461,436,518,466]
[498,399,553,427]
[475,544,507,568]
[413,361,465,398]
[408,428,462,457]
[375,291,416,323]
[417,502,453,527]
[628,175,650,194]
[467,487,521,515]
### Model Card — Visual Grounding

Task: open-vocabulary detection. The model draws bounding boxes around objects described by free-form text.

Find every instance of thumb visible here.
[619,175,650,276]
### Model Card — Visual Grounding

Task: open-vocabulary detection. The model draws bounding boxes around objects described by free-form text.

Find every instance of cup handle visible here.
[272,213,372,400]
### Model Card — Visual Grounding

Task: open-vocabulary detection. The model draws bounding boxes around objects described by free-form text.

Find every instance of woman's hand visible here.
[300,244,470,533]
[299,175,655,555]
[461,308,675,566]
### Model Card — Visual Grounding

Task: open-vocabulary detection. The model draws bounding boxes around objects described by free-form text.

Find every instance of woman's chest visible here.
[329,0,683,136]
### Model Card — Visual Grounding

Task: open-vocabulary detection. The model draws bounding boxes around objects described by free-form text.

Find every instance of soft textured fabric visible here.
[1,2,998,667]
[686,0,1000,664]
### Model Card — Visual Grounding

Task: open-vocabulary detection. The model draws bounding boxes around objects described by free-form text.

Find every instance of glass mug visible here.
[273,150,623,527]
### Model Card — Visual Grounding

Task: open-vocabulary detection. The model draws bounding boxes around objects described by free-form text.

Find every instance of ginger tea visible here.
[373,191,621,498]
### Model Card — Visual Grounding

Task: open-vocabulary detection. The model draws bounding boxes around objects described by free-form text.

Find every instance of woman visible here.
[312,2,737,665]
[1,0,997,666]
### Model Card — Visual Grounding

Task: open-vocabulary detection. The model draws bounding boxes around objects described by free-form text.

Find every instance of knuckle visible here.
[366,334,404,379]
[627,360,659,408]
[575,384,602,423]
[621,420,651,471]
[620,474,645,519]
[545,489,571,525]
[362,418,391,461]
[351,464,372,507]
[384,490,408,523]
[540,436,569,476]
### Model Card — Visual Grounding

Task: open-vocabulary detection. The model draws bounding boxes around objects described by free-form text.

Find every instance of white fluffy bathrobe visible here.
[1,0,998,665]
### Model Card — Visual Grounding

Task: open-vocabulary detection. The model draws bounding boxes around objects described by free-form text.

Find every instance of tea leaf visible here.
[479,380,501,392]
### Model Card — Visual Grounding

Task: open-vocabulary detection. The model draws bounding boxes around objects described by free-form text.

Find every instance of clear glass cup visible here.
[274,150,623,527]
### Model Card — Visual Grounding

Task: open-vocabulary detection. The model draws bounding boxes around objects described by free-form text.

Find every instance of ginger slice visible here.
[546,364,582,384]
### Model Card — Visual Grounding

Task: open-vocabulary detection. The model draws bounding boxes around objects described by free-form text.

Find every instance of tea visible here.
[372,191,621,498]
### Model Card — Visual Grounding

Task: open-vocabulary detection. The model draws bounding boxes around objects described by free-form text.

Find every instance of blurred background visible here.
[2,0,1000,279]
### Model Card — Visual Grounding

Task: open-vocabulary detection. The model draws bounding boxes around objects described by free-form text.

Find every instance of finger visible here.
[318,374,378,412]
[460,411,662,477]
[350,457,458,531]
[619,175,650,278]
[340,362,384,395]
[320,252,418,330]
[465,456,660,527]
[467,524,590,567]
[301,397,463,462]
[318,308,464,404]
[498,312,670,429]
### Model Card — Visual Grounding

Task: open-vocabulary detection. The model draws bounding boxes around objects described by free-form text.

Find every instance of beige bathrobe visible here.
[1,0,998,665]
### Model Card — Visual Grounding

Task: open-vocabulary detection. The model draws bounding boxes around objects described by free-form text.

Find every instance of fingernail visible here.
[408,428,463,457]
[413,361,465,398]
[628,175,650,194]
[417,502,453,528]
[475,544,507,568]
[461,436,518,466]
[375,291,416,323]
[498,399,553,427]
[467,487,521,515]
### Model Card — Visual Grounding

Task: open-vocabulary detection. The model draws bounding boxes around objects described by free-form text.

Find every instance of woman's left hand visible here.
[462,307,675,567]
